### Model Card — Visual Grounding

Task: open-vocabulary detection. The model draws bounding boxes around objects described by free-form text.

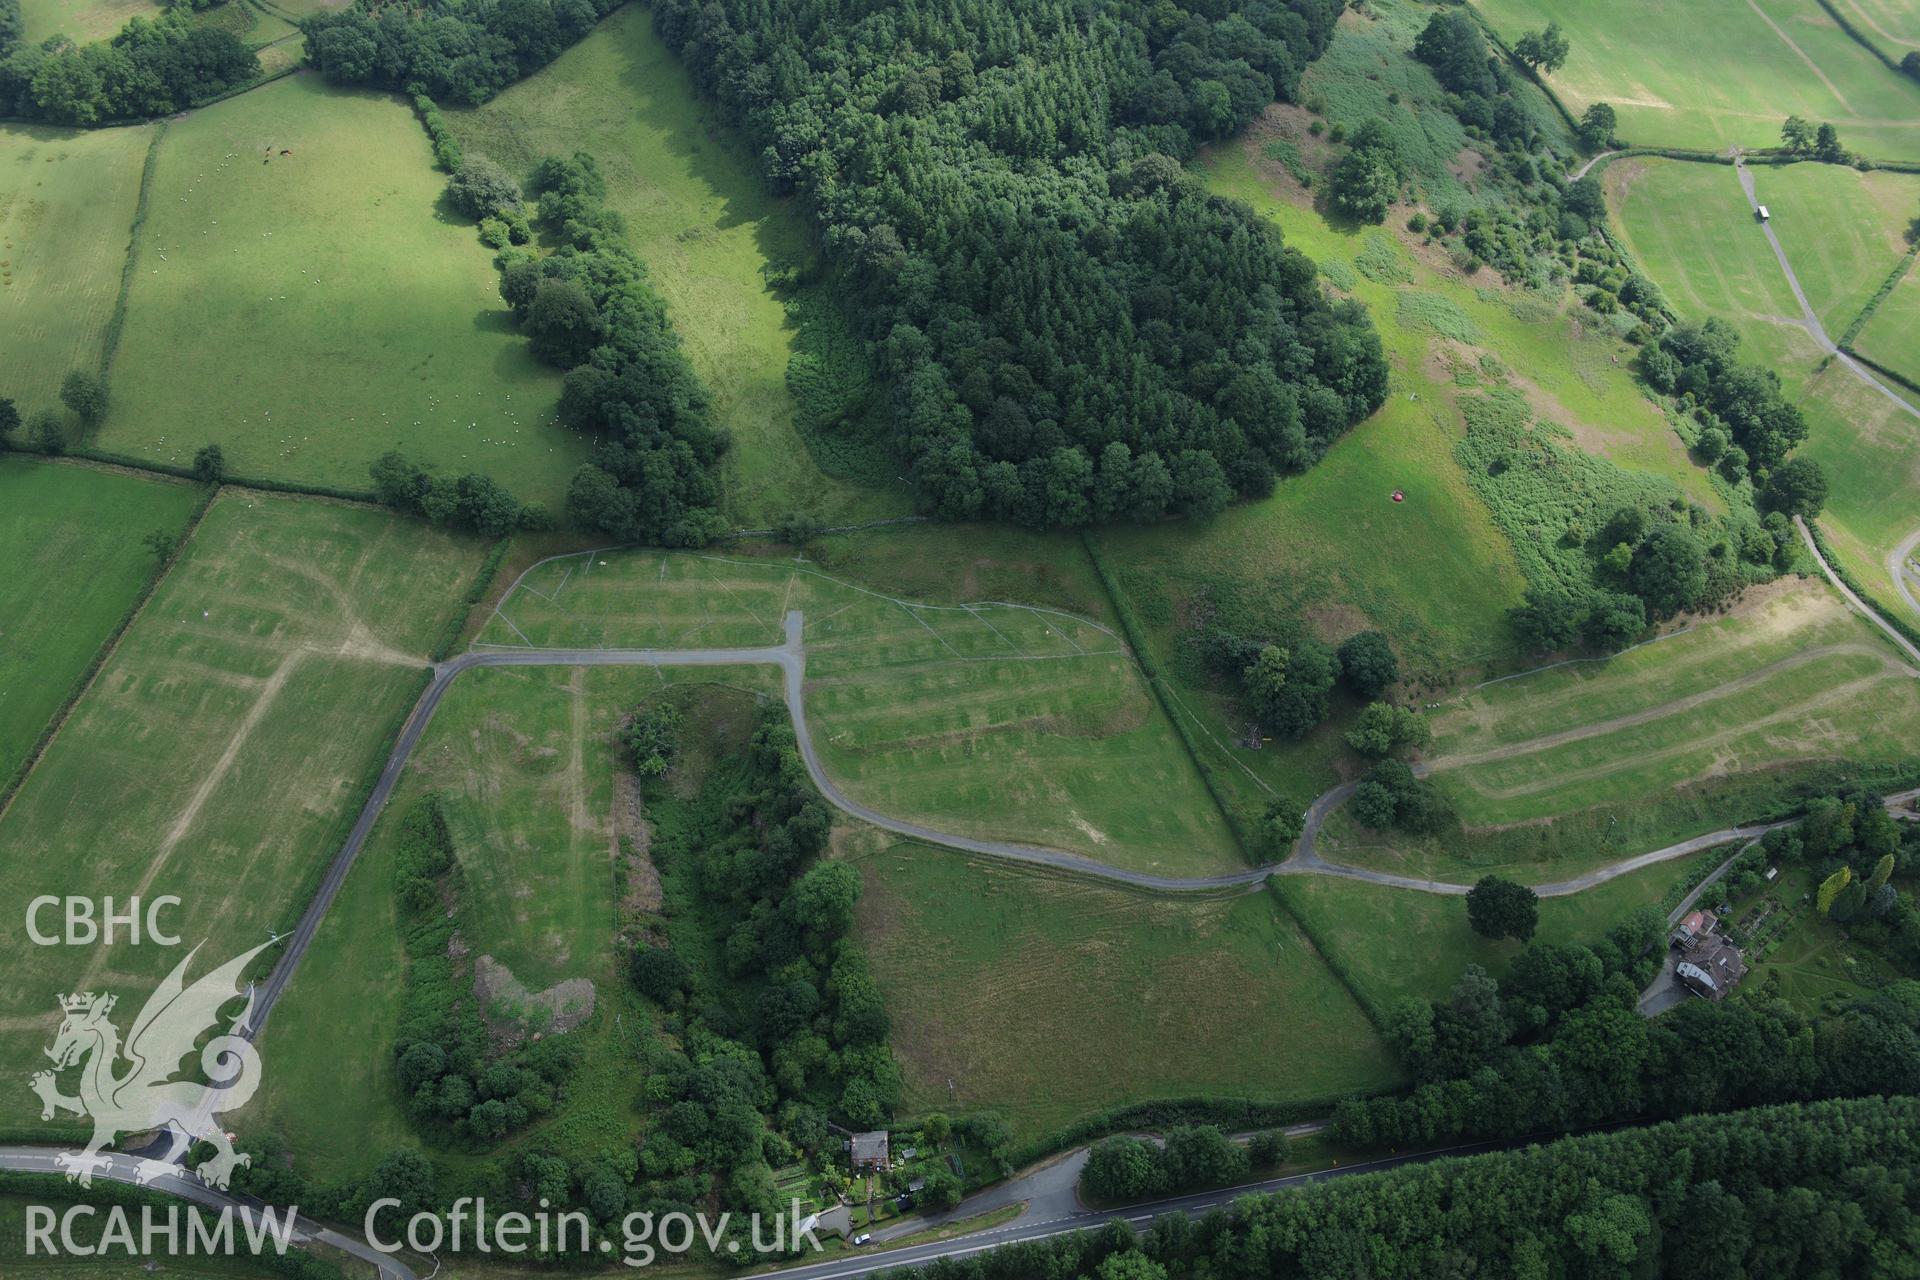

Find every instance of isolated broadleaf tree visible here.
[59,370,107,423]
[1467,875,1539,942]
[1513,22,1569,75]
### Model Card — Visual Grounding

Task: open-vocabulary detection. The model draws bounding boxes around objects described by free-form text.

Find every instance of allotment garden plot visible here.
[479,548,1243,876]
[0,490,480,1126]
[97,75,583,508]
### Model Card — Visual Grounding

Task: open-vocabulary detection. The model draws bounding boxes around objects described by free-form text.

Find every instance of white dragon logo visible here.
[29,940,272,1190]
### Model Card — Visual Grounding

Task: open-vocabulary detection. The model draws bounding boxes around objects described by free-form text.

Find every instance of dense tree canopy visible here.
[304,0,624,104]
[887,1096,1920,1278]
[638,0,1385,526]
[0,6,256,124]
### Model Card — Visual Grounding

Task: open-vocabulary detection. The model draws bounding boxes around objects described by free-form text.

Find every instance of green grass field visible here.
[443,5,905,527]
[0,459,201,784]
[1274,849,1716,1011]
[249,664,769,1181]
[1606,158,1800,325]
[1763,164,1920,332]
[0,121,154,416]
[1312,580,1920,883]
[94,75,583,508]
[1478,0,1920,160]
[853,849,1400,1139]
[20,0,158,43]
[1607,155,1920,621]
[0,490,480,1127]
[1090,133,1718,818]
[1424,579,1920,827]
[475,534,1243,876]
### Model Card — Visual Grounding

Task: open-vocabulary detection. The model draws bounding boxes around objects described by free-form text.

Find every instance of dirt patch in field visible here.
[1501,364,1679,469]
[1302,601,1373,644]
[472,954,595,1052]
[1449,147,1487,187]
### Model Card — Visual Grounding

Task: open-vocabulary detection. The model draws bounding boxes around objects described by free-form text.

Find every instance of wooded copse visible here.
[0,0,257,125]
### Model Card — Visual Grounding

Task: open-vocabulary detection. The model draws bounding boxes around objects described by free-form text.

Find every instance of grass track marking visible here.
[1747,0,1854,111]
[963,605,1025,657]
[494,611,537,648]
[899,603,968,659]
[695,556,773,633]
[1457,625,1698,697]
[73,650,302,991]
[1429,641,1911,770]
[1447,668,1910,801]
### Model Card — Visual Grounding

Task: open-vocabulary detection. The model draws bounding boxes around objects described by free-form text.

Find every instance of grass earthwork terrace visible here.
[475,529,1243,878]
[0,490,481,1127]
[95,75,584,509]
[1313,581,1920,884]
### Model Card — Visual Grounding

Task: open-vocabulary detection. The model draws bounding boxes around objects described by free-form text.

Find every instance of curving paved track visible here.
[1798,517,1920,667]
[0,1146,416,1279]
[255,585,1920,1038]
[1888,528,1920,623]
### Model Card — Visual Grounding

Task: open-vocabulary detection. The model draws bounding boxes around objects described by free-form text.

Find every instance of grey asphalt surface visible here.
[0,1131,1487,1280]
[1798,516,1920,667]
[756,1136,1502,1280]
[1890,529,1920,621]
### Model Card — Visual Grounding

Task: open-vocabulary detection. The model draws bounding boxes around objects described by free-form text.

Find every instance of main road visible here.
[0,1132,1501,1280]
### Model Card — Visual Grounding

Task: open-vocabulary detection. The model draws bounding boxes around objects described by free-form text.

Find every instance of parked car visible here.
[852,1233,872,1246]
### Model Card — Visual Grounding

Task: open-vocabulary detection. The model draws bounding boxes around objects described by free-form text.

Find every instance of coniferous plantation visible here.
[644,0,1387,523]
